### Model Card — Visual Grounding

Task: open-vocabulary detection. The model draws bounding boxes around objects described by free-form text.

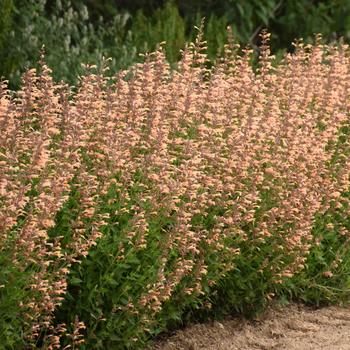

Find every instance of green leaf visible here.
[70,277,83,285]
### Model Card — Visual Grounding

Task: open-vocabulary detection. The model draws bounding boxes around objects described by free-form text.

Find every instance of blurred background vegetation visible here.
[1,0,350,89]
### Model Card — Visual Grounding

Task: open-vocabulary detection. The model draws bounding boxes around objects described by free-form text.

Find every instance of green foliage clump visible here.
[132,1,186,63]
[0,0,137,89]
[0,0,15,80]
[2,0,350,89]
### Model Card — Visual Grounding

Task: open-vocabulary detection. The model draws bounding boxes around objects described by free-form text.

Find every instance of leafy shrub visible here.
[0,0,15,74]
[0,0,137,89]
[2,29,350,349]
[132,1,186,63]
[3,0,350,90]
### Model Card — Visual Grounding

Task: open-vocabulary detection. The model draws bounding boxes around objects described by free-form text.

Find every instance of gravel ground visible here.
[151,303,350,350]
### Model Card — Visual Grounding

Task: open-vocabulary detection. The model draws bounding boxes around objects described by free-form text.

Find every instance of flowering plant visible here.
[1,28,350,349]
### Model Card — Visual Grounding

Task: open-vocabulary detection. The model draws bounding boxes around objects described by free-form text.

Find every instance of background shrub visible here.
[0,0,137,89]
[1,0,350,89]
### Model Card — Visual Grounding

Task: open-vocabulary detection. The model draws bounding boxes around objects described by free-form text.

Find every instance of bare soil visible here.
[151,303,350,350]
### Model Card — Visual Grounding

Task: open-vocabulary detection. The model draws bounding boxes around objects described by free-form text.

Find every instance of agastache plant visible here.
[1,27,350,348]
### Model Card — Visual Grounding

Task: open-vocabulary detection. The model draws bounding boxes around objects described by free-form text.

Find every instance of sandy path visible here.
[151,303,350,349]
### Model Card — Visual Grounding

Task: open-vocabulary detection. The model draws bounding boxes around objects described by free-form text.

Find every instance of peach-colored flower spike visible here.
[2,29,350,347]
